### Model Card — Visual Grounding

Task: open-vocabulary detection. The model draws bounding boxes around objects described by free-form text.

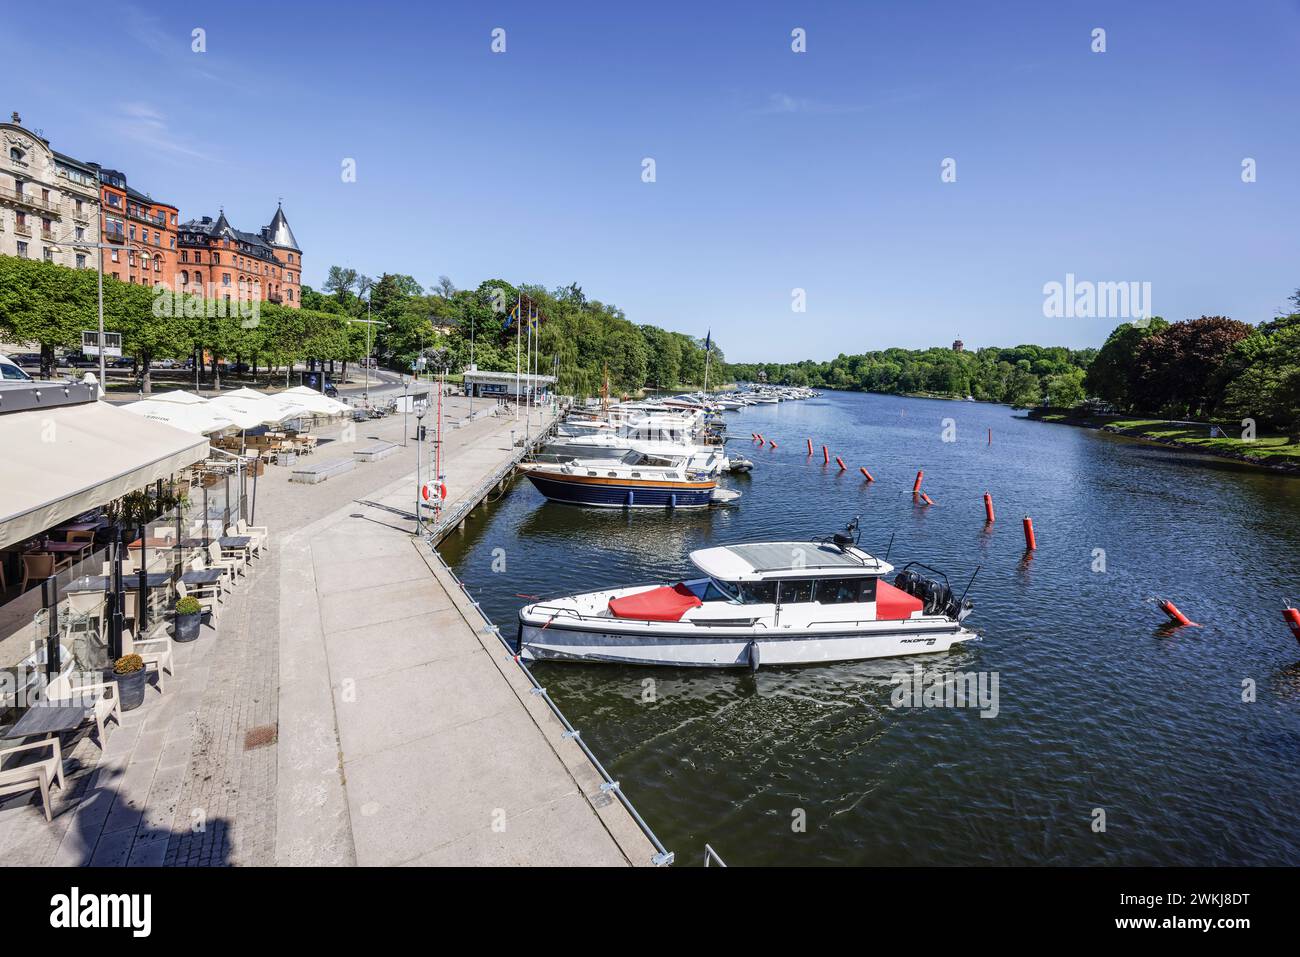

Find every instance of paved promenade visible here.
[0,396,656,866]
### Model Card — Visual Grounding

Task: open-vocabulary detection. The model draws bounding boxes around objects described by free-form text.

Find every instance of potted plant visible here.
[112,654,147,711]
[175,595,203,642]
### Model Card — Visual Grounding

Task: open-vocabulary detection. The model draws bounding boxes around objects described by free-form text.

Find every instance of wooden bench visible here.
[289,457,356,485]
[353,441,399,463]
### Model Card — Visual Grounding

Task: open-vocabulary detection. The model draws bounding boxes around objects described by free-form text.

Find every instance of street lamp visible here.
[47,206,109,385]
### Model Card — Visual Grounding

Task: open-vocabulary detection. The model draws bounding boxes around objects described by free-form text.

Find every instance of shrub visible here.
[176,595,203,616]
[113,654,144,675]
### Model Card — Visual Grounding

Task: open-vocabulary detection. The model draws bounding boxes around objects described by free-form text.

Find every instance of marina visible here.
[444,388,1300,866]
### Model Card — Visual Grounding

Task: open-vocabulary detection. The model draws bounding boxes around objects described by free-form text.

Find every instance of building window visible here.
[9,146,24,162]
[154,231,160,245]
[110,249,119,262]
[16,241,28,258]
[287,288,293,301]
[75,199,83,216]
[74,226,84,241]
[194,251,202,263]
[43,247,53,262]
[76,254,86,269]
[129,225,136,240]
[222,273,231,285]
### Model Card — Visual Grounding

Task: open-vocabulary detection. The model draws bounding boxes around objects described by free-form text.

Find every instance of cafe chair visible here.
[131,634,177,694]
[0,738,66,822]
[20,553,56,592]
[176,577,221,624]
[45,672,121,747]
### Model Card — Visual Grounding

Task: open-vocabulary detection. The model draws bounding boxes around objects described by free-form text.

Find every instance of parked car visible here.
[323,380,339,398]
[109,356,134,369]
[152,357,178,369]
[9,352,42,369]
[228,362,251,374]
[0,354,35,381]
[59,351,98,369]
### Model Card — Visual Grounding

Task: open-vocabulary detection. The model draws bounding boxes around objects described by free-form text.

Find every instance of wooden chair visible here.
[20,553,55,592]
[233,519,268,556]
[46,673,120,747]
[0,738,66,822]
[176,577,220,624]
[132,635,176,693]
[202,541,240,585]
[64,530,95,545]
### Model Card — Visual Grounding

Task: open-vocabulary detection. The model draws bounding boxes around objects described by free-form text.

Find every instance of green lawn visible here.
[1042,412,1300,465]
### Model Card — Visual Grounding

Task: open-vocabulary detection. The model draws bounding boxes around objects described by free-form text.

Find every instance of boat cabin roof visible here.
[689,542,892,581]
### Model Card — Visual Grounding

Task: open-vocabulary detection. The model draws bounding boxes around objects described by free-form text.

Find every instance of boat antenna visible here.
[848,515,861,545]
[958,564,981,606]
[883,531,895,562]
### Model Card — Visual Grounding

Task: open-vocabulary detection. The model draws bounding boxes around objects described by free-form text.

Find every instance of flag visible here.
[529,305,540,330]
[704,330,711,354]
[504,302,520,329]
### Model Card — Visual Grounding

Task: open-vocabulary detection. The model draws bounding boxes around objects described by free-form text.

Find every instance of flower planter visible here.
[175,610,202,642]
[115,668,147,711]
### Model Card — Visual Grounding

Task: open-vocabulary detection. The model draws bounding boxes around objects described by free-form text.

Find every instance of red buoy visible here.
[769,439,777,449]
[806,438,813,455]
[1160,600,1198,627]
[822,445,830,464]
[1022,516,1036,550]
[859,467,874,482]
[984,492,995,524]
[912,470,924,493]
[920,493,934,506]
[756,433,763,444]
[835,456,846,471]
[1284,607,1300,643]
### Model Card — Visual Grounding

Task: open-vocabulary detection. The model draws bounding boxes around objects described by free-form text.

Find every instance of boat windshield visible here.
[707,578,740,602]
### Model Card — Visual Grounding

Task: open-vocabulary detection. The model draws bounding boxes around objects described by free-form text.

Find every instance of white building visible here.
[462,368,556,400]
[0,112,101,270]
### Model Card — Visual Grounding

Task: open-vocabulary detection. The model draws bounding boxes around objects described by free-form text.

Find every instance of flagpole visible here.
[514,293,521,423]
[525,301,532,443]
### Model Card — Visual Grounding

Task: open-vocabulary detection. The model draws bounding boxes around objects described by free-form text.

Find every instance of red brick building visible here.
[176,204,302,307]
[92,165,179,288]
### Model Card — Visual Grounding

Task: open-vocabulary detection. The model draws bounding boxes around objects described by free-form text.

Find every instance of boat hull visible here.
[518,618,976,667]
[522,472,715,509]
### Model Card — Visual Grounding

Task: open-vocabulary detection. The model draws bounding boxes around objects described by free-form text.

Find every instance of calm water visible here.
[440,391,1300,865]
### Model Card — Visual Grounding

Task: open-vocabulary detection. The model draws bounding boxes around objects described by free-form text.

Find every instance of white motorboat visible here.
[517,520,978,667]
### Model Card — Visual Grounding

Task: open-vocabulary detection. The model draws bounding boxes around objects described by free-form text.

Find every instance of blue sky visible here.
[8,0,1300,361]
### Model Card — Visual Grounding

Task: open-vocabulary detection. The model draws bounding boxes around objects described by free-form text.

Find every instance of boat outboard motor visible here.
[894,569,921,597]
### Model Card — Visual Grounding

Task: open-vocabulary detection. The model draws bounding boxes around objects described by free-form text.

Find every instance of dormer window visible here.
[9,146,24,163]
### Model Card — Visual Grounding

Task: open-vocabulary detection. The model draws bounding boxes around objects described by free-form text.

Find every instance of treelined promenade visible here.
[0,395,658,867]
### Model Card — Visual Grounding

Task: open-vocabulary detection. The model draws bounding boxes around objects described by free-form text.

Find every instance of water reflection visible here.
[443,390,1300,865]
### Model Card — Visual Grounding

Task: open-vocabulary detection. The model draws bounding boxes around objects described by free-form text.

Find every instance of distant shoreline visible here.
[1027,409,1300,474]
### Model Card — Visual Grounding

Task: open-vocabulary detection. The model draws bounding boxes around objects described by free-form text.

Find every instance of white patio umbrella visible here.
[121,390,237,435]
[208,388,309,428]
[281,385,351,416]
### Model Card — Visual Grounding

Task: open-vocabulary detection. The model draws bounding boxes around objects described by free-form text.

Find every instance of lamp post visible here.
[414,399,428,535]
[48,206,110,385]
[350,314,385,408]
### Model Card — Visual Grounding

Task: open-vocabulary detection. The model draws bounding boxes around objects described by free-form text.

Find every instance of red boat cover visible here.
[609,584,703,622]
[875,580,924,620]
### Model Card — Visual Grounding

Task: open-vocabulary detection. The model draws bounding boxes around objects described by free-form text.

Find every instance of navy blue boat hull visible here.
[523,473,715,508]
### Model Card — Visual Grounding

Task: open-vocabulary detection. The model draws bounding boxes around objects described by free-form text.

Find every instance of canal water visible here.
[439,391,1300,865]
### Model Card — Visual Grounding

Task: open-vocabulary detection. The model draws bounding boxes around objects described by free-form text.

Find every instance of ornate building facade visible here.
[94,165,178,289]
[0,113,101,270]
[176,204,302,307]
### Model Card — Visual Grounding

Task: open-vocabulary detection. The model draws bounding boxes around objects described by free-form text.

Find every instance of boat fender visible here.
[1158,600,1198,627]
[747,639,761,672]
[1284,607,1300,644]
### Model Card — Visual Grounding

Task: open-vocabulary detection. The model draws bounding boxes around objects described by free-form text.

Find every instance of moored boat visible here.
[517,519,977,667]
[517,457,738,509]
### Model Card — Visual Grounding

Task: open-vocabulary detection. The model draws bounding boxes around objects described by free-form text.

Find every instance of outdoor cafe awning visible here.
[0,400,209,550]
